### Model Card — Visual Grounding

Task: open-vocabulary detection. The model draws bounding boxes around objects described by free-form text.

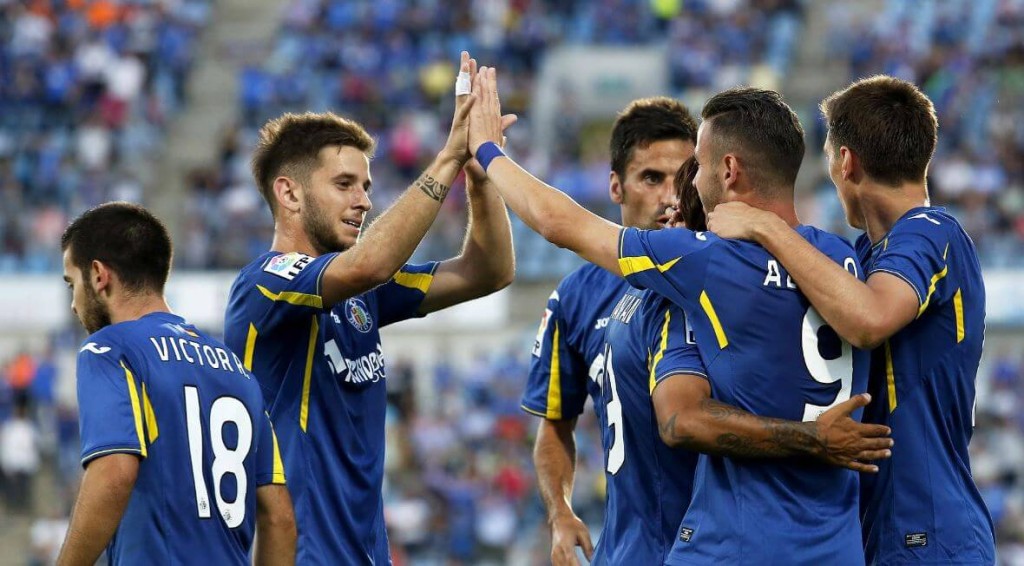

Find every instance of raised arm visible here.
[534,418,594,566]
[707,202,919,349]
[318,53,478,307]
[467,67,623,276]
[417,159,516,314]
[652,373,893,472]
[57,454,139,566]
[255,484,297,566]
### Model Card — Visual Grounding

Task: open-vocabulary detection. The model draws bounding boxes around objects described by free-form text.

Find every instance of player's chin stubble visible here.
[80,286,112,334]
[302,194,347,255]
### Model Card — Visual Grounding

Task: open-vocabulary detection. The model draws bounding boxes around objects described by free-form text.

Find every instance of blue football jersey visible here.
[76,312,284,566]
[856,207,995,565]
[598,288,704,564]
[521,263,627,421]
[224,251,437,565]
[619,226,869,565]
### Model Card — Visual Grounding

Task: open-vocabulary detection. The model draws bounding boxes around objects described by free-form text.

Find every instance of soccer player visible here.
[57,203,295,566]
[223,53,515,564]
[522,97,698,565]
[467,69,892,564]
[706,76,995,564]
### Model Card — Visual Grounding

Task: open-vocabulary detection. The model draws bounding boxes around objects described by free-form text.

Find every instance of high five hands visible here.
[449,53,517,184]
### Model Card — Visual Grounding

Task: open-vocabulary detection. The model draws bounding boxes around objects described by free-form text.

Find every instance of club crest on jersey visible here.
[345,298,373,333]
[263,252,312,281]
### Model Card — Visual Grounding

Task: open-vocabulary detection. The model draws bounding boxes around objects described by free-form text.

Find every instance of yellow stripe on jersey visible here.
[699,290,728,349]
[953,288,965,343]
[649,310,672,395]
[546,323,563,420]
[243,323,258,371]
[618,255,681,277]
[142,382,159,444]
[885,340,897,413]
[917,243,950,318]
[121,362,148,457]
[300,316,319,432]
[269,416,286,484]
[257,284,323,309]
[393,270,434,294]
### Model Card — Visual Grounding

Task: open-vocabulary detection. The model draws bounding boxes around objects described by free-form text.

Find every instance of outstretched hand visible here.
[814,393,893,473]
[467,66,506,156]
[443,51,478,163]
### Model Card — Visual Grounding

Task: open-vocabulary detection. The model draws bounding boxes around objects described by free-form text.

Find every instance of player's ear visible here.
[90,260,111,295]
[273,176,303,214]
[839,146,858,182]
[609,170,625,204]
[722,153,740,189]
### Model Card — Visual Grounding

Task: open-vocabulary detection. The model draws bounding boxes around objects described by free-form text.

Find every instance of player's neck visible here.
[857,180,929,243]
[743,194,799,228]
[270,220,321,257]
[108,294,173,326]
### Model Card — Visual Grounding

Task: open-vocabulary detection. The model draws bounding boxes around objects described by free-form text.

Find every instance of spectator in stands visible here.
[0,400,39,514]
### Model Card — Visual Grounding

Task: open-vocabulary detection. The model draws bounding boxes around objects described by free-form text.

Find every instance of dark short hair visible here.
[61,202,172,293]
[610,97,698,179]
[820,75,937,186]
[701,87,805,191]
[674,157,707,231]
[252,111,376,214]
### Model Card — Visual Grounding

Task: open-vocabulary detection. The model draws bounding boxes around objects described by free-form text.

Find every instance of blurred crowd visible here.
[175,0,806,273]
[3,0,1024,275]
[807,0,1024,264]
[0,0,210,272]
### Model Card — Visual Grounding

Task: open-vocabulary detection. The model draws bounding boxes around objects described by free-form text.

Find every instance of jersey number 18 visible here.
[184,386,253,528]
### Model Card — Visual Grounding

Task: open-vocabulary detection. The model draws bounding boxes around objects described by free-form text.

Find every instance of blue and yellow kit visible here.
[77,312,283,565]
[619,226,869,565]
[598,287,704,564]
[224,251,437,565]
[856,207,994,565]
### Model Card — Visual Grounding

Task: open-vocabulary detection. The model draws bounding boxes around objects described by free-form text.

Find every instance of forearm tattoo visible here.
[415,173,451,202]
[661,399,825,458]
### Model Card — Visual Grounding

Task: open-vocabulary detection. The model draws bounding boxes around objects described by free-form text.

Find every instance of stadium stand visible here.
[2,0,1024,564]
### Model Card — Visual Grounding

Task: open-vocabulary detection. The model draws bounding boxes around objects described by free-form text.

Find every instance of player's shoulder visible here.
[77,324,127,361]
[797,224,855,252]
[557,262,623,296]
[890,206,963,240]
[235,251,313,284]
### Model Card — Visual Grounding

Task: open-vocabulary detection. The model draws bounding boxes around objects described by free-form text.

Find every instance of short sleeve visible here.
[618,227,717,306]
[521,287,590,420]
[869,214,950,313]
[76,340,147,467]
[255,410,286,486]
[248,252,338,327]
[374,262,441,327]
[647,303,707,394]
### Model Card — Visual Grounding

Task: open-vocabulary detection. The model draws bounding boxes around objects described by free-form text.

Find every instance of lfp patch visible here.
[345,298,373,333]
[264,252,313,281]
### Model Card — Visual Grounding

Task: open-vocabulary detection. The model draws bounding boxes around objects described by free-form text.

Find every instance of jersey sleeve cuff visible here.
[257,472,287,486]
[81,446,145,468]
[867,267,925,306]
[520,402,583,420]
